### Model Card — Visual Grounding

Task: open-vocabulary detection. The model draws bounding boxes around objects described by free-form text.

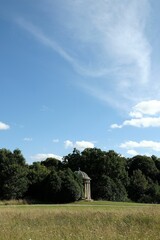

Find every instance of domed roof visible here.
[75,169,91,180]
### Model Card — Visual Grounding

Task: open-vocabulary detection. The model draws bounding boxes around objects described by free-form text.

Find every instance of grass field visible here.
[0,201,160,240]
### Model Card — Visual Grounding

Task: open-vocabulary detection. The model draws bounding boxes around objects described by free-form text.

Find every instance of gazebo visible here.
[75,169,91,200]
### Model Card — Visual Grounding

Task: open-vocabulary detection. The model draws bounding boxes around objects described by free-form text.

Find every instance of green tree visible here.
[2,164,28,199]
[0,148,29,199]
[146,182,160,203]
[59,169,82,203]
[64,148,128,201]
[27,162,50,201]
[12,149,26,166]
[93,175,128,201]
[128,155,159,180]
[41,158,62,171]
[128,169,148,202]
[63,148,82,171]
[43,170,62,203]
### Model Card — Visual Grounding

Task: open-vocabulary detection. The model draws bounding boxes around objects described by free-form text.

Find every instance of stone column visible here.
[86,182,89,199]
[85,180,91,200]
[84,181,87,199]
[88,182,90,200]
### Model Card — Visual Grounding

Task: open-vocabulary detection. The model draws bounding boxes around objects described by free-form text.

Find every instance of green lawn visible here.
[0,201,160,240]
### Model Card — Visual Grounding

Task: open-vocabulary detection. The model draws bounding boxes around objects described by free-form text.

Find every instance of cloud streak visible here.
[23,137,33,142]
[58,0,151,105]
[16,17,115,79]
[16,18,74,64]
[15,0,153,109]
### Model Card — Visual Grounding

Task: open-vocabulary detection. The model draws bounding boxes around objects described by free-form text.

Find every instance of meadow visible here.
[0,201,160,240]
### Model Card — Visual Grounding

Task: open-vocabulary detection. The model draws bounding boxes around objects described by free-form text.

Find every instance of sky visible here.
[1,0,160,163]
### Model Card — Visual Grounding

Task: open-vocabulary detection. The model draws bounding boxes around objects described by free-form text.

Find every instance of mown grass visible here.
[0,201,160,239]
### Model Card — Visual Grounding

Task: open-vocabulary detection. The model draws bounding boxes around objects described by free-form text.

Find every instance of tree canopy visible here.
[0,147,160,203]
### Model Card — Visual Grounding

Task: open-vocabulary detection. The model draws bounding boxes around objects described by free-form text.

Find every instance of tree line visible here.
[0,147,160,203]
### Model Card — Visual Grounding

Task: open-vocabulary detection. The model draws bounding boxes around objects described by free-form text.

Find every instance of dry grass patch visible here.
[0,204,159,239]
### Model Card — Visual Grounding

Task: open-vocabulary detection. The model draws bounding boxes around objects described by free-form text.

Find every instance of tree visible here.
[58,169,82,203]
[145,181,160,203]
[27,162,50,201]
[2,164,28,199]
[0,149,29,199]
[128,170,148,202]
[93,175,128,201]
[12,149,26,166]
[128,155,159,180]
[64,148,129,201]
[63,148,82,171]
[41,158,62,171]
[43,170,62,203]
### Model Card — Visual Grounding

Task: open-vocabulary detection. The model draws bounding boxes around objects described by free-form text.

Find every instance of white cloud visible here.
[0,122,10,130]
[31,153,62,162]
[64,140,74,149]
[127,149,151,157]
[120,140,160,152]
[64,140,94,150]
[129,100,160,117]
[127,149,139,156]
[129,111,143,118]
[23,137,33,142]
[111,100,160,128]
[75,141,94,150]
[111,123,123,129]
[120,141,141,148]
[111,117,160,128]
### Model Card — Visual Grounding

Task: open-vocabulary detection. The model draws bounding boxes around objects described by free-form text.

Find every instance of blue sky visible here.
[1,0,160,163]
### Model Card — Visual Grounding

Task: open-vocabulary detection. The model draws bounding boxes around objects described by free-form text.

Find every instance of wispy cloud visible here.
[16,18,74,64]
[59,0,151,105]
[15,17,112,78]
[0,122,10,130]
[52,139,59,143]
[23,137,33,142]
[15,0,152,109]
[40,105,51,112]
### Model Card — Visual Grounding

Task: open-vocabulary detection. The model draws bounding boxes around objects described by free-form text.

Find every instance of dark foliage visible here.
[0,149,28,199]
[64,148,129,201]
[1,148,160,203]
